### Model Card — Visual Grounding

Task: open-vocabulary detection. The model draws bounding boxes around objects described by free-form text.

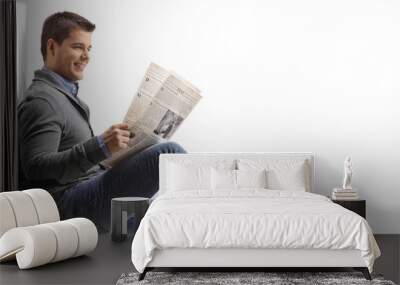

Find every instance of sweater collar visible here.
[32,68,90,122]
[41,66,79,97]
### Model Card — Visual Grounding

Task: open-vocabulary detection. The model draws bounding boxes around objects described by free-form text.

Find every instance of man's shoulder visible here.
[19,79,68,111]
[18,86,66,126]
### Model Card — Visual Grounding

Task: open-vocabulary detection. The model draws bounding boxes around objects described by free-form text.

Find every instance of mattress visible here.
[131,189,380,273]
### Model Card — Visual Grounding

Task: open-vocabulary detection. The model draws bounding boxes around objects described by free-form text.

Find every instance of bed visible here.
[131,153,380,280]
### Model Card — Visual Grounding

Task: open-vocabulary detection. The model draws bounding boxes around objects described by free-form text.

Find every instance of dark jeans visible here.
[58,142,186,231]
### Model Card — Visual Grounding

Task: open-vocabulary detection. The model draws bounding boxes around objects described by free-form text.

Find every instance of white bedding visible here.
[131,190,380,273]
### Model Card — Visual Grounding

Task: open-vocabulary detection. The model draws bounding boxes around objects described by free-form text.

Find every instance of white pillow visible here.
[211,168,236,190]
[167,163,211,191]
[236,169,267,188]
[267,167,306,191]
[237,159,309,191]
[211,169,268,190]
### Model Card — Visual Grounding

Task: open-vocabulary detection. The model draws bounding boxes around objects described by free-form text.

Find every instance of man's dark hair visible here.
[41,11,96,61]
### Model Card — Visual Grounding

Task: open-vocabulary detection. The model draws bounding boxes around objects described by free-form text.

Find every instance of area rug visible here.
[116,271,396,285]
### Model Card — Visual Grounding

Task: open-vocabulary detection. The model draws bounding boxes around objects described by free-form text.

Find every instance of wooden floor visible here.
[0,234,398,285]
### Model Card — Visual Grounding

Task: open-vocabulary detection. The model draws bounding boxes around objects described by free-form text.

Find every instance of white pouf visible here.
[0,189,98,269]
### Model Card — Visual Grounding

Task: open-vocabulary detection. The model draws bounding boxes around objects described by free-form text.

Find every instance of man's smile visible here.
[74,62,86,71]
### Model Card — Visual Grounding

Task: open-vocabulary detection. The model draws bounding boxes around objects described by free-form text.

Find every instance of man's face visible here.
[48,28,92,81]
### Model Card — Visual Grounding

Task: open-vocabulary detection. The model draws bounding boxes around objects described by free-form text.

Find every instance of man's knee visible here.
[160,141,186,154]
[134,142,186,163]
[150,141,186,155]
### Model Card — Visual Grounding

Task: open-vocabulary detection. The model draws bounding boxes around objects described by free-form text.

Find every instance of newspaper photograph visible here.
[103,63,202,167]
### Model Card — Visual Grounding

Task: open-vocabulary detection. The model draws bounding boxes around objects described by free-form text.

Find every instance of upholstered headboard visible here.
[159,153,315,194]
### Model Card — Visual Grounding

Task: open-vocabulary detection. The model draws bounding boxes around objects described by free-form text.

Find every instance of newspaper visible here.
[103,63,202,167]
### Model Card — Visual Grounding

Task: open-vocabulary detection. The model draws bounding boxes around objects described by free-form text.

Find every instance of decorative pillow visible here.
[267,166,306,191]
[211,169,268,190]
[167,163,211,191]
[236,169,267,189]
[237,159,309,191]
[211,168,236,190]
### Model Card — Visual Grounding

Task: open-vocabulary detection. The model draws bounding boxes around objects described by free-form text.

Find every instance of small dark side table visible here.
[111,197,149,242]
[332,199,366,219]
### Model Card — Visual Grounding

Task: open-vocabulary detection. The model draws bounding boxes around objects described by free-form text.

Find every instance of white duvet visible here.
[131,190,380,273]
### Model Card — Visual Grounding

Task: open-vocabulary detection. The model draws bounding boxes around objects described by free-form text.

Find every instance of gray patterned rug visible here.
[116,271,396,285]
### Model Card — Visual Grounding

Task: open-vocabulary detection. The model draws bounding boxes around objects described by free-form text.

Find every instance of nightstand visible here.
[332,199,366,219]
[110,197,149,242]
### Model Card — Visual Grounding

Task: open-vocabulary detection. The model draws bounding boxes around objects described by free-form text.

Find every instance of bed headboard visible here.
[159,152,315,194]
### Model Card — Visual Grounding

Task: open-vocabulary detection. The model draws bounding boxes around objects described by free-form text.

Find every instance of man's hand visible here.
[101,123,131,155]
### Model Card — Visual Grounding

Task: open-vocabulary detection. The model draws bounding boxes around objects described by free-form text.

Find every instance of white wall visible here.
[17,0,400,234]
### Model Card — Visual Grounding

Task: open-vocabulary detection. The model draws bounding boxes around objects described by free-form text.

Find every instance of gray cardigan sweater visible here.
[18,69,107,200]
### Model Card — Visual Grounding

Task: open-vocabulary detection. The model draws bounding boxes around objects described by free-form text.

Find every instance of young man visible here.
[18,11,185,230]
